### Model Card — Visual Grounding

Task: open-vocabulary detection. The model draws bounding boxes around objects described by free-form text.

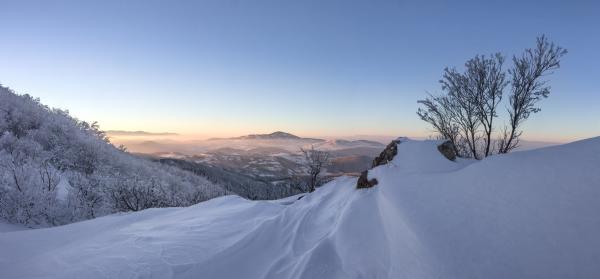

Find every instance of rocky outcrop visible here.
[437,140,457,161]
[356,139,402,189]
[371,139,401,168]
[357,170,378,189]
[356,139,457,189]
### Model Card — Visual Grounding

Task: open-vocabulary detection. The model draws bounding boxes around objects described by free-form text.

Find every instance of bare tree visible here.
[418,35,565,158]
[299,146,330,193]
[499,36,567,153]
[465,54,508,157]
[418,66,484,159]
[417,95,460,155]
[441,67,482,159]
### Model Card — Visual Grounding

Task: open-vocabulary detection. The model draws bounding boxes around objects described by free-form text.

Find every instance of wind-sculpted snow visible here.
[1,138,600,278]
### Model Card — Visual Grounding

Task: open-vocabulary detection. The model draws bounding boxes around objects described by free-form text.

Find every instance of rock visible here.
[357,138,456,189]
[356,170,378,189]
[356,139,401,189]
[371,139,401,168]
[437,140,457,161]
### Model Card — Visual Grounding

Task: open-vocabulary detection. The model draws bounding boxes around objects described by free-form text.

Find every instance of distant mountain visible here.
[237,131,302,140]
[209,131,324,142]
[107,130,179,136]
[315,139,385,150]
[107,131,389,195]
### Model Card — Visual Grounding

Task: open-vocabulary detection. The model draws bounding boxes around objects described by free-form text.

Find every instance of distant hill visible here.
[209,131,324,142]
[314,139,385,150]
[106,130,179,136]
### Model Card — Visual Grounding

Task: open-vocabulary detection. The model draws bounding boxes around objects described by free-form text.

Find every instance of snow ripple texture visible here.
[1,138,600,279]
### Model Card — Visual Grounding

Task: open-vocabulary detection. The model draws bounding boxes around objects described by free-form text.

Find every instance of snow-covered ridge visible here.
[1,137,599,279]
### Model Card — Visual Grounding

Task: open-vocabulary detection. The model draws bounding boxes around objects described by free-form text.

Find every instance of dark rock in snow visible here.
[371,139,402,168]
[357,170,378,189]
[356,138,457,189]
[437,140,457,161]
[356,139,402,189]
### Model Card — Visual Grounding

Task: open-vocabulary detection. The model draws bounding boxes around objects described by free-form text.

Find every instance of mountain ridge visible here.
[106,130,179,136]
[208,131,323,141]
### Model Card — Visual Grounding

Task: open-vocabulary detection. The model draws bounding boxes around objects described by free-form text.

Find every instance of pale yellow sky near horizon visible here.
[2,0,599,147]
[105,129,573,144]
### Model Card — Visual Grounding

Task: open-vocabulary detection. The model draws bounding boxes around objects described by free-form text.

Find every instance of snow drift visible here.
[1,137,599,279]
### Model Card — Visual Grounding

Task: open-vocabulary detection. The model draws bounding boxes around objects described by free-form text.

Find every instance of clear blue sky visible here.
[0,0,598,141]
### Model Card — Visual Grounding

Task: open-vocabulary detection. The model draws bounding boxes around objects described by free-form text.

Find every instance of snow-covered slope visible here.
[1,138,599,279]
[0,219,27,233]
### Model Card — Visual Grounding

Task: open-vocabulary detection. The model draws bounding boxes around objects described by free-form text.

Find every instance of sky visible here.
[0,0,598,142]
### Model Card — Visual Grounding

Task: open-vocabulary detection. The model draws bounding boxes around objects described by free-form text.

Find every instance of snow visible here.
[1,137,600,278]
[0,219,27,233]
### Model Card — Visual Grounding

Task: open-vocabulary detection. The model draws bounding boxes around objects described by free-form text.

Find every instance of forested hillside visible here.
[0,85,227,227]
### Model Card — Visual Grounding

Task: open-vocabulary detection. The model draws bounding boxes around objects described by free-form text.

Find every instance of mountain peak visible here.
[261,131,300,139]
[210,131,318,140]
[234,131,300,140]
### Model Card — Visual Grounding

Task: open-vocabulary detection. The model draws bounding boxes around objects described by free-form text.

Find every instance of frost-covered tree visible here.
[0,85,228,227]
[0,132,66,225]
[440,66,483,159]
[417,95,460,155]
[465,54,507,157]
[417,36,565,158]
[498,36,567,153]
[299,146,330,193]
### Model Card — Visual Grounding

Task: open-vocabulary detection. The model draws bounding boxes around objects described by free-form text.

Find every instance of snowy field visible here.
[1,138,599,279]
[0,219,26,233]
